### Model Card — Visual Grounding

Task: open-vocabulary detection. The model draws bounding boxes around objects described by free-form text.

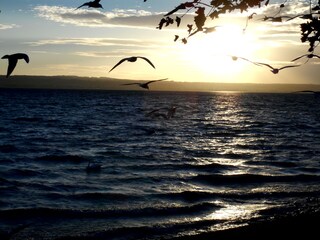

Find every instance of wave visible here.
[35,154,89,163]
[191,173,320,185]
[54,218,223,240]
[125,162,236,173]
[155,189,320,202]
[0,144,18,153]
[12,117,44,122]
[0,202,220,221]
[246,160,298,168]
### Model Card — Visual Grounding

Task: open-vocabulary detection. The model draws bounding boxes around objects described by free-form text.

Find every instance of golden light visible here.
[179,24,262,80]
[206,202,269,221]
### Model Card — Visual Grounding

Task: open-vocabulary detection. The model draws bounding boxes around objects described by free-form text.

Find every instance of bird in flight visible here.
[122,78,168,90]
[109,56,155,72]
[254,62,300,74]
[1,53,29,78]
[146,106,177,119]
[230,55,258,64]
[76,0,103,10]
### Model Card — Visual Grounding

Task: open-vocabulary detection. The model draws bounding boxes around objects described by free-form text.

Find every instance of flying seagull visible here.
[122,78,168,90]
[146,106,177,119]
[254,62,300,74]
[230,55,259,65]
[109,56,155,72]
[1,53,29,78]
[76,0,103,10]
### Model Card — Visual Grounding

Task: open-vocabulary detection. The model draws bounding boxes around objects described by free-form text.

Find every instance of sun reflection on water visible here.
[206,202,268,221]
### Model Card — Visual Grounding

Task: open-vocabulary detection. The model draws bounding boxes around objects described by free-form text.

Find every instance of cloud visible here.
[34,5,164,29]
[74,50,140,58]
[28,37,164,48]
[0,23,19,30]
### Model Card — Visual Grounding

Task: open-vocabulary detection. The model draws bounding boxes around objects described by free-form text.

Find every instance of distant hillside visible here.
[1,75,320,93]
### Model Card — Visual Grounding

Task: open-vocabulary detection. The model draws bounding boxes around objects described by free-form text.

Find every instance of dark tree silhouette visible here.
[158,0,320,61]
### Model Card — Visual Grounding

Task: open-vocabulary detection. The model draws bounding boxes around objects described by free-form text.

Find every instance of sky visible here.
[0,0,319,85]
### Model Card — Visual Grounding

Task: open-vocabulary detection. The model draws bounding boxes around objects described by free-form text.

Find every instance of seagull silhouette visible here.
[109,56,155,72]
[122,78,168,90]
[76,0,103,10]
[291,53,320,62]
[229,55,262,66]
[146,106,177,119]
[1,53,29,78]
[254,62,300,74]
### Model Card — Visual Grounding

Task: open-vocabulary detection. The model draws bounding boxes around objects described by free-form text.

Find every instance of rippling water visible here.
[0,88,319,239]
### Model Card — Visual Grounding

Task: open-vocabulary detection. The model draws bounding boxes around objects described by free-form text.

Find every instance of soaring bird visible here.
[76,0,103,10]
[254,62,300,74]
[121,78,168,90]
[1,53,29,78]
[109,56,155,72]
[229,55,261,66]
[291,53,320,62]
[146,106,177,119]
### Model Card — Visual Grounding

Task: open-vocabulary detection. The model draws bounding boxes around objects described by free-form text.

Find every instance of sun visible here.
[180,24,261,80]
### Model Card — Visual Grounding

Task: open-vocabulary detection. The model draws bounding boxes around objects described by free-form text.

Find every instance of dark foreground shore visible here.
[173,202,320,240]
[1,203,319,240]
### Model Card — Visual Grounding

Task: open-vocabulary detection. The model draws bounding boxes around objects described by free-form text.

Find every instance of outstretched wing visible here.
[254,62,274,70]
[76,2,89,10]
[145,108,161,117]
[279,65,300,70]
[109,58,128,72]
[18,53,29,63]
[23,54,29,63]
[122,83,140,86]
[6,58,18,78]
[137,57,155,69]
[231,56,260,66]
[145,78,168,85]
[291,54,307,62]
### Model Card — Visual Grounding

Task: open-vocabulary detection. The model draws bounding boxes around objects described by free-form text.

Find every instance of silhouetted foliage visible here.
[158,0,320,55]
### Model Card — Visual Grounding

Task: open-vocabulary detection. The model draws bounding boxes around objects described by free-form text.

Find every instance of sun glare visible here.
[181,25,261,79]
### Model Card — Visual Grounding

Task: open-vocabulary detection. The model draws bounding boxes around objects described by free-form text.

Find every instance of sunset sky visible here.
[0,0,319,85]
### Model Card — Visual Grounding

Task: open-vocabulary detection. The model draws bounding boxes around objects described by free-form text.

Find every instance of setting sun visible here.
[180,24,261,79]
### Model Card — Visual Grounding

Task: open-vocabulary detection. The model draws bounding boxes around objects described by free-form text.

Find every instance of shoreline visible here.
[172,206,320,240]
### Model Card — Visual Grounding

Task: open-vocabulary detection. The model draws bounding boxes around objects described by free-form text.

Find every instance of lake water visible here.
[0,88,319,239]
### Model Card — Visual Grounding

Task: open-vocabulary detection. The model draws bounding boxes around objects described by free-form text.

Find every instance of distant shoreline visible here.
[1,75,320,93]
